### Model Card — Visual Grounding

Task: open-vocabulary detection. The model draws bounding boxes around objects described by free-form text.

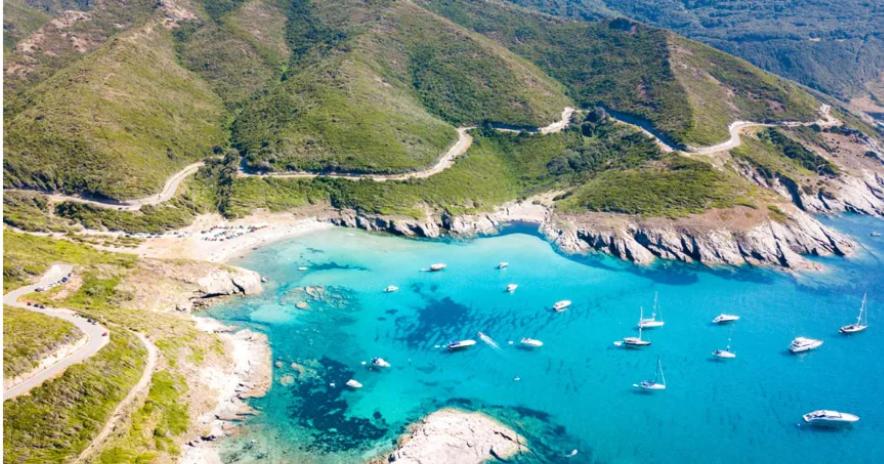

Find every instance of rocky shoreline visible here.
[373,408,528,464]
[181,317,271,464]
[327,197,857,271]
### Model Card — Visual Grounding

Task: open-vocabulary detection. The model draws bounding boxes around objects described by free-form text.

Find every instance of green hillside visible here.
[3,21,227,200]
[234,0,571,174]
[422,0,820,145]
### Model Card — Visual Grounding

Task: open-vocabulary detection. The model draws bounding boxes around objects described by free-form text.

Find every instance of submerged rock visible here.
[379,408,527,464]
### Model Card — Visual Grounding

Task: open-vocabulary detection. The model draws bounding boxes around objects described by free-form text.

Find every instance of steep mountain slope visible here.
[424,0,820,145]
[508,0,884,110]
[233,0,572,173]
[4,20,227,199]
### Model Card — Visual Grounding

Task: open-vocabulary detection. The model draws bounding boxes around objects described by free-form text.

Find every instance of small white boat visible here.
[497,261,509,269]
[802,410,860,426]
[638,294,665,328]
[384,285,399,293]
[840,293,868,334]
[789,337,823,353]
[506,283,518,293]
[447,339,477,351]
[298,266,308,271]
[712,313,740,324]
[370,357,391,369]
[553,300,572,312]
[520,337,543,348]
[712,337,736,360]
[429,263,447,272]
[634,358,666,391]
[345,379,363,389]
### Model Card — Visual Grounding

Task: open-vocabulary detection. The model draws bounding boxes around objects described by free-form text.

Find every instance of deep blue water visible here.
[208,216,884,463]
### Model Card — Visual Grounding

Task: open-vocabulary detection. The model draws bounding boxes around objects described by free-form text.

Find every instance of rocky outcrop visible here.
[545,205,855,270]
[196,267,263,298]
[378,408,527,464]
[737,160,884,217]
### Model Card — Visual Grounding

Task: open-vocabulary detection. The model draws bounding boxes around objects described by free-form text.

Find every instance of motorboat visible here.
[520,337,543,348]
[345,379,363,389]
[802,410,860,426]
[370,357,391,369]
[497,261,509,269]
[553,300,572,312]
[429,263,447,272]
[712,313,740,324]
[633,358,666,391]
[506,283,518,293]
[447,339,477,351]
[384,285,400,293]
[638,294,665,329]
[840,293,868,334]
[789,337,823,353]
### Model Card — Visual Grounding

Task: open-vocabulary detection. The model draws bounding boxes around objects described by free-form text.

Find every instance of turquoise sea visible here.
[208,215,883,463]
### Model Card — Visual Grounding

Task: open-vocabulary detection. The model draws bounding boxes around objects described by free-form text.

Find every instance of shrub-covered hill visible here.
[3,0,825,201]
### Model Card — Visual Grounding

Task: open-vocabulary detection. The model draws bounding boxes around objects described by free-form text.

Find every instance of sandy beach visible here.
[135,211,333,263]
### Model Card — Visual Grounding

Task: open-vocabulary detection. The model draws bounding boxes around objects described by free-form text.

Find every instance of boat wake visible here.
[477,331,501,350]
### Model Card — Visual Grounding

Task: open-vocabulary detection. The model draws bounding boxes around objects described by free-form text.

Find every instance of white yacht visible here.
[345,379,363,389]
[497,261,509,269]
[520,337,543,348]
[447,339,477,351]
[789,337,823,353]
[712,313,740,324]
[384,285,399,293]
[802,410,860,426]
[840,293,868,334]
[713,338,736,360]
[638,294,665,329]
[506,283,518,293]
[429,263,447,272]
[634,358,666,391]
[370,357,391,369]
[553,300,572,312]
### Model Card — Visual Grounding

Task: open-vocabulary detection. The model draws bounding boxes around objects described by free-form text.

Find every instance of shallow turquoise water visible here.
[209,215,884,463]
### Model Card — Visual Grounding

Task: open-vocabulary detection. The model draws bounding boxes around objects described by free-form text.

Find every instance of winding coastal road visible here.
[3,264,110,401]
[3,264,159,462]
[12,105,840,211]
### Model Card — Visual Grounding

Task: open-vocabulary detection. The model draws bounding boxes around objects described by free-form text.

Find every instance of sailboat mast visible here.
[859,293,868,326]
[657,358,666,386]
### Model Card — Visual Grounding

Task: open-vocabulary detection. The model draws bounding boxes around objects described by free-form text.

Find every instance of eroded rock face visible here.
[545,206,855,271]
[381,408,527,464]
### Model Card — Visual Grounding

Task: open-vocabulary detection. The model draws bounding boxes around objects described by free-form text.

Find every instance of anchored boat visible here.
[506,283,518,293]
[553,300,572,312]
[446,339,477,351]
[429,263,447,272]
[840,293,868,334]
[638,293,665,329]
[789,337,823,353]
[712,313,740,324]
[384,284,399,293]
[634,358,666,392]
[520,337,543,348]
[802,410,860,427]
[713,338,736,360]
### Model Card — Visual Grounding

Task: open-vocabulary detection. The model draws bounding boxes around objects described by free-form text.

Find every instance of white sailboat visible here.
[634,358,666,391]
[713,338,736,360]
[506,283,518,293]
[638,293,665,329]
[497,261,509,269]
[840,293,869,334]
[616,308,652,348]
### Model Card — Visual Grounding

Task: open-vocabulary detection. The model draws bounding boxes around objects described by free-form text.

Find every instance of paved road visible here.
[3,264,110,401]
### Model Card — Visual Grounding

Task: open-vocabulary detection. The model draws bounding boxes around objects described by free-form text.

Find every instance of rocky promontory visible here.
[378,408,528,464]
